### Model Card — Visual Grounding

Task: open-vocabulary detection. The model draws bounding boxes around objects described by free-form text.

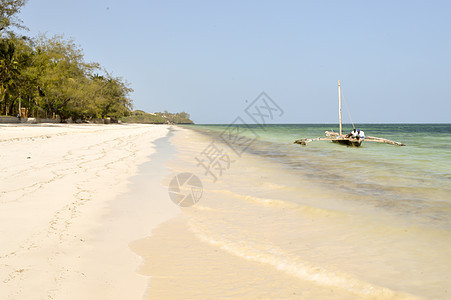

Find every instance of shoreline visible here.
[130,125,448,299]
[2,124,449,298]
[130,127,364,299]
[0,124,178,299]
[68,129,181,299]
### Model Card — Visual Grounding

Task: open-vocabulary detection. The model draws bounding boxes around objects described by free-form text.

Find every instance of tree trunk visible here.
[8,97,17,116]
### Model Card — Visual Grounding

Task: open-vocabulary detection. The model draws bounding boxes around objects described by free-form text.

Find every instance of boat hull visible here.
[332,139,362,147]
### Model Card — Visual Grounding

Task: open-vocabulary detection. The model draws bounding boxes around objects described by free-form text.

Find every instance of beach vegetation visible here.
[0,0,27,35]
[0,1,135,122]
[0,1,193,123]
[0,33,133,121]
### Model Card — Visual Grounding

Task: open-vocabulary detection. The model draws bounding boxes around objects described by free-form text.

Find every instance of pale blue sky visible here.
[19,0,450,123]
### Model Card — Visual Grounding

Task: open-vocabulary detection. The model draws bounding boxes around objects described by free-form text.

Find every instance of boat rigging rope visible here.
[341,89,355,130]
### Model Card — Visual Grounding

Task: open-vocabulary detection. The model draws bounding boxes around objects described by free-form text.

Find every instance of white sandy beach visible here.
[2,124,449,299]
[0,124,179,299]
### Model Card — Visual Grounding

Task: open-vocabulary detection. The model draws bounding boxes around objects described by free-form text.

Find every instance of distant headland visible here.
[121,110,194,125]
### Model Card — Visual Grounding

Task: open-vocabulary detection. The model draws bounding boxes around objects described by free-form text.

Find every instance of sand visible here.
[0,123,180,299]
[129,127,426,300]
[2,124,433,299]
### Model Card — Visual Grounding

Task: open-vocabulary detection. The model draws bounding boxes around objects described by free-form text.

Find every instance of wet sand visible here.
[131,127,442,299]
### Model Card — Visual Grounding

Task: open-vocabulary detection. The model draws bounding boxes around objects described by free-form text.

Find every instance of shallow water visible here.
[138,124,451,299]
[189,124,451,228]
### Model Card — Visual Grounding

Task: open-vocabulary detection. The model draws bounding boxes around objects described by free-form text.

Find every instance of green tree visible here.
[0,0,27,35]
[91,74,133,119]
[33,35,96,120]
[0,37,22,115]
[14,36,39,116]
[0,9,135,122]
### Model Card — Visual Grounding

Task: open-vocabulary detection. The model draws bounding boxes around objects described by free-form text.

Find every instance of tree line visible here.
[1,0,132,121]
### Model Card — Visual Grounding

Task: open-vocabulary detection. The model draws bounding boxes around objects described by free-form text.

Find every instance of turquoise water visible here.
[186,124,451,229]
[154,124,451,298]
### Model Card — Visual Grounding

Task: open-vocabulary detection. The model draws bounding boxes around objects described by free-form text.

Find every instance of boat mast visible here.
[338,80,342,136]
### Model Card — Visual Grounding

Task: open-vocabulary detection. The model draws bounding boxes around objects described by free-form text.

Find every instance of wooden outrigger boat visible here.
[326,131,362,147]
[294,81,405,147]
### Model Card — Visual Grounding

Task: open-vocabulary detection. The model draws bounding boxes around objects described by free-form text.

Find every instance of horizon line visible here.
[189,122,451,125]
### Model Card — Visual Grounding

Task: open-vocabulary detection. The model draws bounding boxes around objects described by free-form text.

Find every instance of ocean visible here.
[138,124,451,299]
